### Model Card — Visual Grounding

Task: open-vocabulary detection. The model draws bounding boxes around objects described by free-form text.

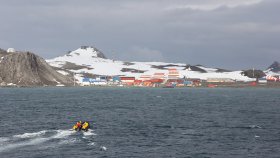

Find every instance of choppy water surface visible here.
[0,87,279,158]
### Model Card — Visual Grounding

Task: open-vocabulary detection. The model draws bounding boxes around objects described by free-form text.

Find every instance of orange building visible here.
[139,75,152,81]
[168,68,180,79]
[153,72,166,80]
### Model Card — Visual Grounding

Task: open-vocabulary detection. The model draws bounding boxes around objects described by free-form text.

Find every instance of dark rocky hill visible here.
[267,61,280,72]
[0,50,73,86]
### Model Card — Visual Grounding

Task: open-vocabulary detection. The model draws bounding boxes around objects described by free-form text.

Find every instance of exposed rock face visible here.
[267,61,280,72]
[0,50,73,86]
[241,69,266,80]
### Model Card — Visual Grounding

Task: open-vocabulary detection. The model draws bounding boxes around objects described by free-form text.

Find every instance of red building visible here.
[266,75,279,82]
[120,77,135,85]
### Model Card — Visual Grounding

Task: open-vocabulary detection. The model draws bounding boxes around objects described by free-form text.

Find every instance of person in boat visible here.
[73,121,82,131]
[82,121,90,131]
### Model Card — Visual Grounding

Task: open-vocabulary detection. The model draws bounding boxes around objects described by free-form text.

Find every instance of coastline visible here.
[1,81,280,89]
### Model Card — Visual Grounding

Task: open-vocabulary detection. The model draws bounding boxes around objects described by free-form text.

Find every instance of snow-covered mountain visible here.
[47,46,255,82]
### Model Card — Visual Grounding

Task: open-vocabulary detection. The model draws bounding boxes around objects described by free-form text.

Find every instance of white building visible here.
[7,48,16,53]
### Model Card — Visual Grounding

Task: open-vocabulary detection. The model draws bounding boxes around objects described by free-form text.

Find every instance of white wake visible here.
[0,129,95,153]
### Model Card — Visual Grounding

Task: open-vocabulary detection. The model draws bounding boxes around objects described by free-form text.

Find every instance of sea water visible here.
[0,87,279,158]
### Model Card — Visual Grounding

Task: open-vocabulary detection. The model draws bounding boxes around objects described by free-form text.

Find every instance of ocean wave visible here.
[229,125,262,129]
[0,137,9,143]
[0,137,48,153]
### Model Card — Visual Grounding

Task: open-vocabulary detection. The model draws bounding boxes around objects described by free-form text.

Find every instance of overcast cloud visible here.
[0,0,279,69]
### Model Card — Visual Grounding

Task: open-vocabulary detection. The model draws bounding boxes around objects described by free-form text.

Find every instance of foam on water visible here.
[100,146,107,151]
[13,130,46,138]
[58,138,80,145]
[249,125,262,129]
[83,129,96,136]
[52,129,76,139]
[88,142,95,146]
[0,129,77,153]
[0,137,49,152]
[80,129,97,147]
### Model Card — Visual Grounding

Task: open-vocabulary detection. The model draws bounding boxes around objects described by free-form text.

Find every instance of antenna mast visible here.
[73,72,75,86]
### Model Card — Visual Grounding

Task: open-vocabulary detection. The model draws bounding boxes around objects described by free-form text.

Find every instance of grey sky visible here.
[0,0,279,70]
